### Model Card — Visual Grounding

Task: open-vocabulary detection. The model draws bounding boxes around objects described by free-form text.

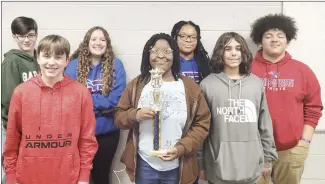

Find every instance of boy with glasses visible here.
[2,16,39,130]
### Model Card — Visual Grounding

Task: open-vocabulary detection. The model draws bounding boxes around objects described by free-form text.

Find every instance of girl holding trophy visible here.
[115,33,211,184]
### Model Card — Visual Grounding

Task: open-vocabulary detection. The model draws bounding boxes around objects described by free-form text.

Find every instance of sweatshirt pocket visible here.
[272,118,297,149]
[212,141,263,183]
[16,155,74,184]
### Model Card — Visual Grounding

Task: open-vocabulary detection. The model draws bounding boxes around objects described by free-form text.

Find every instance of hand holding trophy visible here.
[149,67,167,156]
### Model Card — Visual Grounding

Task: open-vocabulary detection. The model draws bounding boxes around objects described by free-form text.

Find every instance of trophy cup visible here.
[149,68,167,156]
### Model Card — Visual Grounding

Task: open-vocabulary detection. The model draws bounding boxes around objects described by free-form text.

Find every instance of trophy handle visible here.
[150,110,167,156]
[149,68,166,156]
[153,111,161,151]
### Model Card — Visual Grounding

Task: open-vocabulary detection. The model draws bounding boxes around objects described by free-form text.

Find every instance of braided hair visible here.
[140,33,180,82]
[171,21,211,81]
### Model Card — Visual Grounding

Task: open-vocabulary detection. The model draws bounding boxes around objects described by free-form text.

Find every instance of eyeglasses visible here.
[149,48,173,56]
[15,34,37,41]
[178,34,198,41]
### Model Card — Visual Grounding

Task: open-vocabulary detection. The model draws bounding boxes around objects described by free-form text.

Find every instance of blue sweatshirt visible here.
[180,57,200,83]
[64,58,126,135]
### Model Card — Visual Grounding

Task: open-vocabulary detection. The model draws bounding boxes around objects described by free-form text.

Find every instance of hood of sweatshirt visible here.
[253,50,292,88]
[4,49,36,62]
[29,75,74,132]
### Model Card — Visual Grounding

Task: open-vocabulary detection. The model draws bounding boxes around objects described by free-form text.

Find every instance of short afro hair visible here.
[250,14,298,44]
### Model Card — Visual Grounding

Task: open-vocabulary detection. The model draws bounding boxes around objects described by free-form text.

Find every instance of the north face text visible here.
[216,99,258,123]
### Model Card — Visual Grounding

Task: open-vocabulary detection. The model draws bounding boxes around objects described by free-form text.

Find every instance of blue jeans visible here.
[135,155,179,184]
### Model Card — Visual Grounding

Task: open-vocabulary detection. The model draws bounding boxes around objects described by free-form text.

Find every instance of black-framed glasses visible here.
[149,48,173,56]
[178,34,198,41]
[15,34,37,41]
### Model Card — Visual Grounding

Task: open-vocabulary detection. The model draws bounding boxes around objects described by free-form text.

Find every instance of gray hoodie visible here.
[199,72,277,184]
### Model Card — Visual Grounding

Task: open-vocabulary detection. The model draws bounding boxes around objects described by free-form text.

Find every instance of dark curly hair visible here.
[250,13,298,44]
[140,33,180,81]
[210,32,252,75]
[171,21,211,81]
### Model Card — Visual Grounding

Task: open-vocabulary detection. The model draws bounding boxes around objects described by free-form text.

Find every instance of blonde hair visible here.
[37,34,70,57]
[70,26,115,95]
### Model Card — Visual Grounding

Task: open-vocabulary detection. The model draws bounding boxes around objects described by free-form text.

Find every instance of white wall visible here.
[283,2,325,184]
[1,2,324,184]
[283,2,325,131]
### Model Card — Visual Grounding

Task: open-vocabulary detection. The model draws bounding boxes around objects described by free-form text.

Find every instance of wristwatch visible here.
[300,137,311,143]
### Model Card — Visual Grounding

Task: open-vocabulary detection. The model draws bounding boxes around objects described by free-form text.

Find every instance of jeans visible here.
[91,131,120,184]
[135,155,179,184]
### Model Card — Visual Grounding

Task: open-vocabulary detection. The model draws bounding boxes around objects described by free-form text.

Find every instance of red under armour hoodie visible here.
[252,51,323,151]
[3,75,98,184]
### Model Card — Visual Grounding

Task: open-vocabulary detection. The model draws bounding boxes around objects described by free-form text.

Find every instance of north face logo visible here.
[216,99,257,123]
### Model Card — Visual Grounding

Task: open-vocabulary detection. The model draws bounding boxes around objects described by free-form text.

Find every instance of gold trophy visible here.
[149,68,166,156]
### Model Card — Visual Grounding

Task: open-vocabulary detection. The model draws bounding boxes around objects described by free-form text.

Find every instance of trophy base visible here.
[149,150,167,156]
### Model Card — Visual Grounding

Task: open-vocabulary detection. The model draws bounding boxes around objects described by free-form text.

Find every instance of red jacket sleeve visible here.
[3,89,22,184]
[304,66,323,128]
[78,90,98,182]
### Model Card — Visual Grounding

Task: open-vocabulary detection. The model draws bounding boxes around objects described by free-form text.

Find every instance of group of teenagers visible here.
[1,13,323,184]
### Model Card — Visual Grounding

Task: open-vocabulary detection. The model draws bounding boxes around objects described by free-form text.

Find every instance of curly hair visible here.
[250,13,298,44]
[210,32,252,75]
[70,26,115,95]
[171,20,211,80]
[140,33,180,82]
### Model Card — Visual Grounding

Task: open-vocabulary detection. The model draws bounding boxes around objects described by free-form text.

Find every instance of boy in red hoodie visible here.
[250,14,323,184]
[3,35,98,184]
